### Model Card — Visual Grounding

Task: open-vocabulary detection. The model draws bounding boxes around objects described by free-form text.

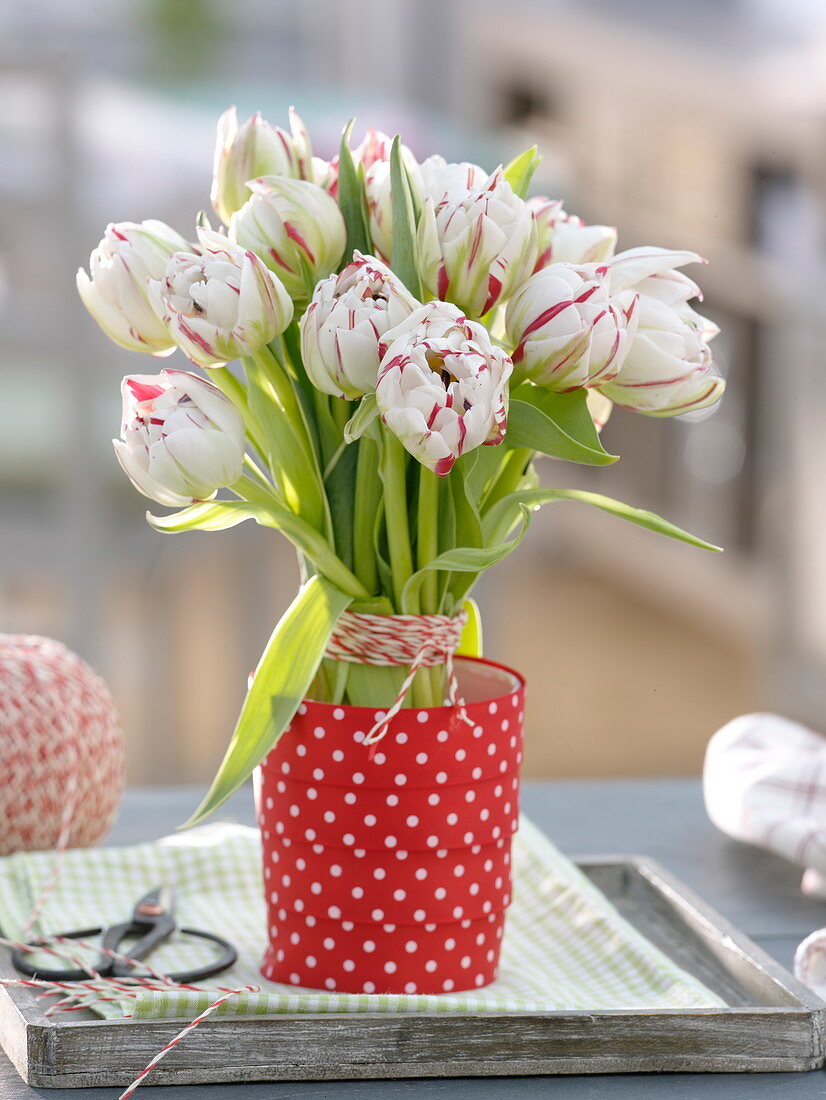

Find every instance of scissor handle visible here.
[12,925,237,985]
[11,927,107,981]
[161,927,238,983]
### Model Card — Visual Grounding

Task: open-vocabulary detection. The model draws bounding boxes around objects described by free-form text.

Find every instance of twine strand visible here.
[325,611,474,748]
[118,986,258,1100]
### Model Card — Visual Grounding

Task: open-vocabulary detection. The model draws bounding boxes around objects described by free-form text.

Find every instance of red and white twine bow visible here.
[325,610,474,748]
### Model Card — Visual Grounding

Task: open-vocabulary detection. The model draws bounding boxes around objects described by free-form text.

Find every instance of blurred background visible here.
[2,0,824,784]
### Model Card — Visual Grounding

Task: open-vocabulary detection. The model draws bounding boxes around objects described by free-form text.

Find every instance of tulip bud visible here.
[114,369,245,507]
[599,247,724,416]
[300,252,420,399]
[376,301,513,475]
[529,197,617,269]
[286,106,314,182]
[505,263,638,391]
[230,176,346,301]
[417,168,538,318]
[362,138,421,262]
[354,128,395,171]
[318,126,394,206]
[76,220,188,355]
[211,107,305,226]
[149,227,293,368]
[312,156,338,194]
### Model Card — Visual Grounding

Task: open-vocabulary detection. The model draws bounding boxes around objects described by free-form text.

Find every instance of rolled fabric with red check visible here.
[704,712,826,881]
[703,712,826,994]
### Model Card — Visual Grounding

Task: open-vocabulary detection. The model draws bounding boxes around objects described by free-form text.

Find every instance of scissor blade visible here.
[133,885,176,922]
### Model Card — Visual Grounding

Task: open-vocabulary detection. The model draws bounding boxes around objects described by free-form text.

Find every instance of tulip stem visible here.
[378,427,416,614]
[417,466,439,611]
[417,465,443,706]
[353,437,380,595]
[379,427,437,708]
[209,366,267,460]
[251,347,315,460]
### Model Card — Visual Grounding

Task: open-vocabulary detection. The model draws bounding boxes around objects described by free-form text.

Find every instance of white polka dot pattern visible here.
[258,658,524,994]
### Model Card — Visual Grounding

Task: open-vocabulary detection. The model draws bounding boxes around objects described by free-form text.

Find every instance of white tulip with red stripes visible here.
[114,370,246,507]
[376,301,513,475]
[598,247,724,417]
[148,227,293,368]
[230,175,346,301]
[300,253,420,399]
[529,197,617,270]
[417,168,538,318]
[211,106,313,226]
[505,263,638,392]
[76,220,188,355]
[358,148,488,268]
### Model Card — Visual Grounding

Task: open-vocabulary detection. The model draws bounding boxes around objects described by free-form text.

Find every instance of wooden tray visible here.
[1,856,823,1088]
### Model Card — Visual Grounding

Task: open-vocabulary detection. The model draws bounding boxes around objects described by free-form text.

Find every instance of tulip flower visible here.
[114,369,246,507]
[376,301,512,475]
[529,197,617,270]
[300,252,420,399]
[149,227,293,368]
[230,176,346,301]
[505,263,638,391]
[211,106,312,226]
[76,220,188,355]
[417,167,537,318]
[598,247,725,416]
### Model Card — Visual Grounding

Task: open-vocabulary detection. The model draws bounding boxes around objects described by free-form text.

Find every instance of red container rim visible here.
[297,656,525,719]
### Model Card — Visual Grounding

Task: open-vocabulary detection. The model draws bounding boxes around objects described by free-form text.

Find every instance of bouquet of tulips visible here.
[77,107,724,822]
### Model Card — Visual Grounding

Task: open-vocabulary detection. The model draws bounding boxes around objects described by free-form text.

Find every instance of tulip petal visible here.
[113,439,194,508]
[609,247,704,293]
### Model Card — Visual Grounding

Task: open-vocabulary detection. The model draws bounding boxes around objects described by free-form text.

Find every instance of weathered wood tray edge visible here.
[1,855,823,1088]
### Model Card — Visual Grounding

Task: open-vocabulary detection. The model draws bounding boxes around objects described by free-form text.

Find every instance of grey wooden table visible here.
[2,778,825,1099]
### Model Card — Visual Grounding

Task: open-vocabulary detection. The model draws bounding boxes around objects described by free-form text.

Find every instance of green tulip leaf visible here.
[183,575,352,826]
[147,499,270,534]
[511,384,609,454]
[390,135,421,298]
[483,488,722,552]
[504,145,542,199]
[337,119,371,261]
[506,391,618,466]
[148,499,367,599]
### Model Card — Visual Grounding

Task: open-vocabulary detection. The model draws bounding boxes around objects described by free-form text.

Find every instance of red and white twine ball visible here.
[0,634,125,856]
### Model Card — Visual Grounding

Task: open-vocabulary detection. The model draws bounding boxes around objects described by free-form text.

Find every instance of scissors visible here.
[12,886,237,983]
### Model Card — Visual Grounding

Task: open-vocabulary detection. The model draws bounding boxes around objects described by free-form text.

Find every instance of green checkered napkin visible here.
[0,817,722,1019]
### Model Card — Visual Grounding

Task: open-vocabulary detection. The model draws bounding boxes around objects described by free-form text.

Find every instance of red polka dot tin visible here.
[256,657,525,994]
